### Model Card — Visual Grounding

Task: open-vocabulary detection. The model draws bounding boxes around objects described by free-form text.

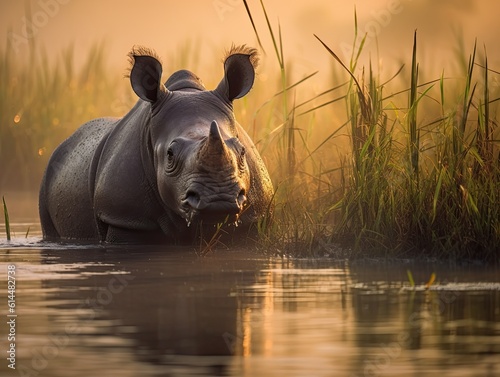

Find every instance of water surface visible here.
[0,221,499,376]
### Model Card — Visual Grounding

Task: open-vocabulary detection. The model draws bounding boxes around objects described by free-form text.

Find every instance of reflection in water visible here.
[439,289,500,354]
[230,261,500,376]
[0,246,499,376]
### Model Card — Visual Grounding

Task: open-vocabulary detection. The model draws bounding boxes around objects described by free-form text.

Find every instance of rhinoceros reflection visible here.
[39,248,270,371]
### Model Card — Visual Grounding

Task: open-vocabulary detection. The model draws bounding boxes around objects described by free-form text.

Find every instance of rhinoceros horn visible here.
[199,121,231,166]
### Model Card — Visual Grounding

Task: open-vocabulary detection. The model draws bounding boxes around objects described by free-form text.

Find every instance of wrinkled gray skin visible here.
[39,46,273,244]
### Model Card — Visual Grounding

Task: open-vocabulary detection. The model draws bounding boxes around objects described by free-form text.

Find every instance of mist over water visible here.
[1,0,499,77]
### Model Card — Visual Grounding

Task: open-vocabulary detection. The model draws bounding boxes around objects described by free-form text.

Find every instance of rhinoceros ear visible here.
[215,46,258,102]
[128,47,166,102]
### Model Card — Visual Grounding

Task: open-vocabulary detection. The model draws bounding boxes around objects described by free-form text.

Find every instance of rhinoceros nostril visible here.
[237,189,247,208]
[183,190,201,209]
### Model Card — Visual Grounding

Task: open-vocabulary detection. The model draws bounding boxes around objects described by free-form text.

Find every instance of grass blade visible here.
[432,168,445,222]
[407,270,415,287]
[314,34,362,92]
[242,0,266,53]
[314,34,371,122]
[259,0,282,67]
[2,196,11,241]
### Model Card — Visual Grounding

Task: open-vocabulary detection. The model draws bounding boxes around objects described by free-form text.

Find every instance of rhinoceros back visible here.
[39,118,116,239]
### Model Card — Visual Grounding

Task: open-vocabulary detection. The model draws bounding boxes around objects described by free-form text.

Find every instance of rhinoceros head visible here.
[127,46,258,226]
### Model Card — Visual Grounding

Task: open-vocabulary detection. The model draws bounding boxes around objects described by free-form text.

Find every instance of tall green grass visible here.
[243,3,499,259]
[0,40,126,190]
[324,29,500,259]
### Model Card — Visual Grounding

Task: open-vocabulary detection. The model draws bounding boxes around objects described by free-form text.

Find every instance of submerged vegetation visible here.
[1,2,499,259]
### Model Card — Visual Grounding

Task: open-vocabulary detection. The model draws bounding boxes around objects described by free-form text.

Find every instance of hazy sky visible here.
[1,0,499,80]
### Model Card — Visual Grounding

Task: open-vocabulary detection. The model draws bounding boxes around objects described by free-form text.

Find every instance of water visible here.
[0,220,499,376]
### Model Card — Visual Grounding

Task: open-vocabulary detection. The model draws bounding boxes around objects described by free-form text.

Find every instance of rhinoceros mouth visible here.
[183,208,242,228]
[181,191,247,227]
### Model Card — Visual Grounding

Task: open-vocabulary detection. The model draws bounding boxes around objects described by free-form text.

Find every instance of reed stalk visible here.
[2,196,11,241]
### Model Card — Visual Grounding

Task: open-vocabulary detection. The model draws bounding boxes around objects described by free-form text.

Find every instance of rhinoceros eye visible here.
[167,148,174,161]
[164,138,187,175]
[238,146,246,170]
[165,145,177,172]
[166,146,177,171]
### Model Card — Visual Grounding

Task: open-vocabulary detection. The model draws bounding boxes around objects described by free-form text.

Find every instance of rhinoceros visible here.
[39,46,273,244]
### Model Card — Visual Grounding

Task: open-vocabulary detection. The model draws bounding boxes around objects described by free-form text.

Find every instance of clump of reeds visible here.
[242,0,347,256]
[325,29,499,259]
[244,2,499,260]
[0,40,128,190]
